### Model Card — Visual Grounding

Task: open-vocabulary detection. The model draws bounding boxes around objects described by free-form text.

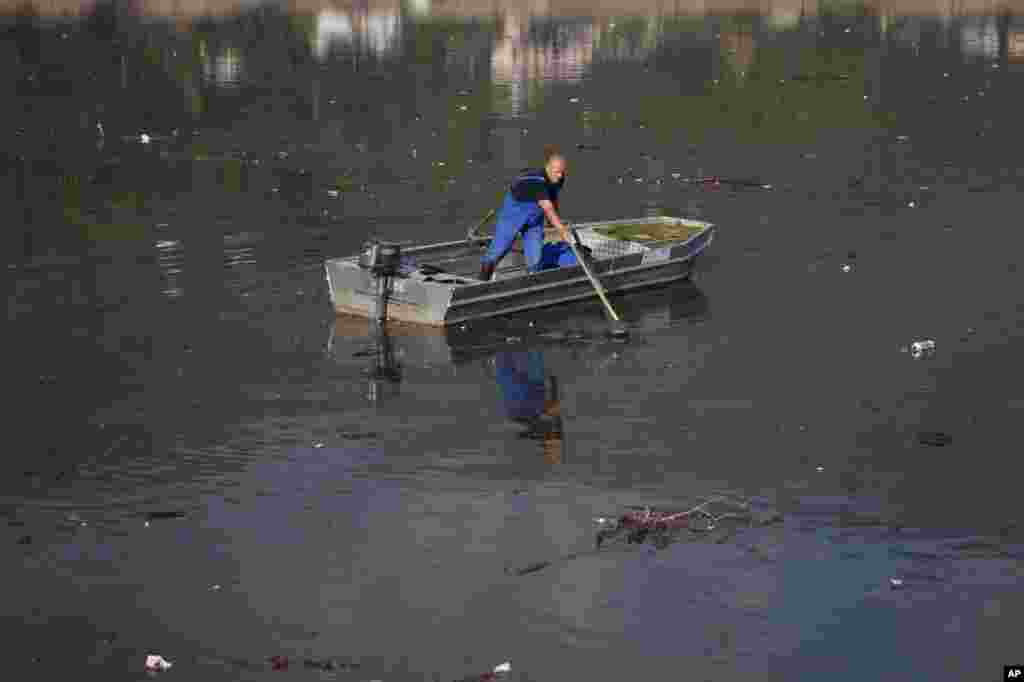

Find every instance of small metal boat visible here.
[323,215,714,327]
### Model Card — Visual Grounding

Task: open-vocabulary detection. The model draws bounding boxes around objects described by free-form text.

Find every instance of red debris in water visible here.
[619,508,692,532]
[269,656,289,670]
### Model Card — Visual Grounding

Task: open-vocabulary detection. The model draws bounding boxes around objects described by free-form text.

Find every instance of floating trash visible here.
[889,578,904,588]
[302,658,360,671]
[816,466,825,472]
[145,655,173,672]
[140,133,151,144]
[269,655,289,670]
[452,661,512,681]
[327,190,340,198]
[909,339,936,358]
[841,264,852,273]
[145,511,186,521]
[458,104,469,111]
[510,496,759,576]
[568,97,580,103]
[917,431,952,447]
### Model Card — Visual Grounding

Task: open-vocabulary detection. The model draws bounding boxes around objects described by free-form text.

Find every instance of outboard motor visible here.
[358,240,402,325]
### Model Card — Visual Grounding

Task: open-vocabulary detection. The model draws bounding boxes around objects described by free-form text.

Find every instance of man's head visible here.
[543,145,567,183]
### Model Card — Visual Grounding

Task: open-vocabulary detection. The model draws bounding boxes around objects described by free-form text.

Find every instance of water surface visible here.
[4,2,1024,679]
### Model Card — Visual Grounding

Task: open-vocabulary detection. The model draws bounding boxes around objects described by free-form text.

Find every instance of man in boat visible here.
[479,145,578,281]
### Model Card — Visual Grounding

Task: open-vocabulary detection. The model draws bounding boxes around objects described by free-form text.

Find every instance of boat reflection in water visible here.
[327,280,709,460]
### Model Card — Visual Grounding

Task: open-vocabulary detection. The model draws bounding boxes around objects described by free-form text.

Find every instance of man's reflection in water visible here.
[494,350,563,464]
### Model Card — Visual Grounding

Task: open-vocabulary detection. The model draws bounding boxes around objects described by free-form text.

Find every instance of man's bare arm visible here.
[538,199,570,242]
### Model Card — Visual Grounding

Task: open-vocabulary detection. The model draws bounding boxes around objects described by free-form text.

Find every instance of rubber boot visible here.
[479,261,496,282]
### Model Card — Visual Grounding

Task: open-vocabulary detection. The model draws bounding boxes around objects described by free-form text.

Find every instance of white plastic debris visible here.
[910,339,936,358]
[145,654,173,671]
[327,190,340,198]
[889,578,904,588]
[816,466,825,472]
[140,133,151,144]
[568,97,580,103]
[841,264,852,273]
[907,200,917,208]
[458,104,469,111]
[494,661,512,673]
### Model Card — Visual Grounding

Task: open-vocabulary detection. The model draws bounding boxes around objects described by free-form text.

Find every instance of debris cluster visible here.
[595,496,758,550]
[508,496,777,576]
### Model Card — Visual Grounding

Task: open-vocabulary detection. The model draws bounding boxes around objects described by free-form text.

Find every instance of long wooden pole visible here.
[567,228,628,336]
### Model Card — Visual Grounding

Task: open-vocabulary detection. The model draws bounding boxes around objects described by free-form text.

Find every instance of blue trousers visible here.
[495,350,547,421]
[483,222,577,273]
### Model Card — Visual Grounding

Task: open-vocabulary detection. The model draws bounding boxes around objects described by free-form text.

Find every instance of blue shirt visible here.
[509,168,564,212]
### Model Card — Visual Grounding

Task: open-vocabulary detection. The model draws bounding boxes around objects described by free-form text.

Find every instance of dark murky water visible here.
[4,2,1024,679]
